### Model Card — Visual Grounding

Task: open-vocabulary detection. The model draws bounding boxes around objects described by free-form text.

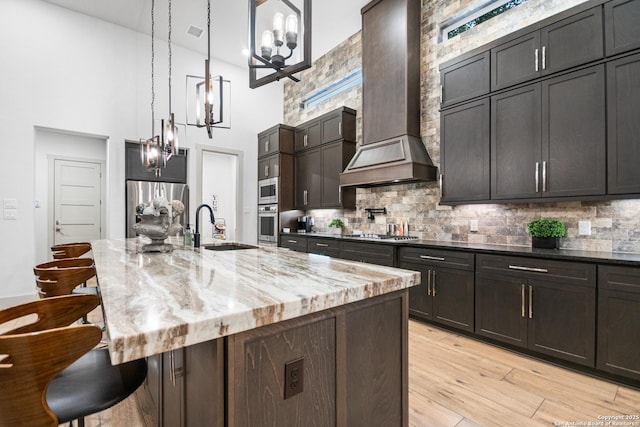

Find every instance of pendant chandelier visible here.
[248,0,311,89]
[186,0,229,137]
[140,0,179,176]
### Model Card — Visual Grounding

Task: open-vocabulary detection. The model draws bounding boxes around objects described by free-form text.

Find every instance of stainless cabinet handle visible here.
[265,165,269,177]
[542,46,546,70]
[303,134,308,147]
[427,269,431,296]
[170,350,176,386]
[440,85,444,103]
[509,265,549,273]
[265,140,270,153]
[338,122,342,136]
[420,255,445,261]
[316,243,329,247]
[521,284,525,317]
[287,239,298,244]
[303,190,308,206]
[439,174,443,194]
[542,161,547,192]
[432,271,436,296]
[338,186,342,204]
[529,285,533,319]
[535,48,539,72]
[535,162,539,192]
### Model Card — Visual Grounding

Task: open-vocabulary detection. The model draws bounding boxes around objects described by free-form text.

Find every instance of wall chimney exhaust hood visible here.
[340,0,437,188]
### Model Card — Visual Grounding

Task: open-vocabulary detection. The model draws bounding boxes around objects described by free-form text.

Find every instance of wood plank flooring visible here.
[42,319,640,426]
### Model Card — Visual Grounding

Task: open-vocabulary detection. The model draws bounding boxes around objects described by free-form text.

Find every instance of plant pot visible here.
[532,237,559,250]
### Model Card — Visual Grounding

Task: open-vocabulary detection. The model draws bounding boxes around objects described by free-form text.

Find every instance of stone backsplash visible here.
[284,0,640,254]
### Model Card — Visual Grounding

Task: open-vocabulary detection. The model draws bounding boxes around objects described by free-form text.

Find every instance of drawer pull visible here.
[529,285,533,319]
[427,270,431,296]
[420,255,445,262]
[287,240,298,244]
[432,271,436,296]
[316,243,329,247]
[521,284,525,318]
[508,265,548,273]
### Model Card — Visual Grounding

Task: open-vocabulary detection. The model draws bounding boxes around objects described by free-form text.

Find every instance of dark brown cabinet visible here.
[257,125,295,211]
[607,53,640,195]
[257,154,279,179]
[340,241,395,266]
[597,265,640,381]
[280,235,308,252]
[440,98,490,203]
[605,0,640,56]
[295,120,321,151]
[491,7,603,90]
[295,148,322,209]
[294,108,356,152]
[491,65,606,200]
[258,124,294,158]
[440,52,490,108]
[307,237,341,257]
[475,254,596,367]
[399,247,475,333]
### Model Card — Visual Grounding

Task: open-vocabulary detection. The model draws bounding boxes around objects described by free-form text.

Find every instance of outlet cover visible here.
[284,357,304,399]
[578,220,591,236]
[3,209,17,220]
[3,198,17,209]
[470,219,479,232]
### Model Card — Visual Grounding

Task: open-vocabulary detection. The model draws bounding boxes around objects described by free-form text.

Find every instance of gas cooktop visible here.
[345,234,418,241]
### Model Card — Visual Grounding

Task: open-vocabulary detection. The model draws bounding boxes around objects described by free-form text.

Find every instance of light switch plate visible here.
[578,220,591,236]
[3,198,17,209]
[3,209,17,220]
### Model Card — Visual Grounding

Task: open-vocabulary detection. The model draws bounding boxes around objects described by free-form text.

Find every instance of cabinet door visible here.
[341,241,395,267]
[280,235,307,252]
[258,157,270,180]
[295,149,321,208]
[540,7,603,76]
[322,113,343,143]
[307,237,341,257]
[144,354,162,425]
[400,262,433,320]
[598,265,640,380]
[294,128,307,152]
[607,53,640,195]
[541,65,605,198]
[184,340,224,427]
[491,84,542,200]
[527,280,595,367]
[162,349,185,427]
[431,267,474,333]
[491,31,540,90]
[257,131,277,158]
[294,152,308,208]
[605,0,640,56]
[441,52,490,107]
[321,141,355,208]
[268,155,279,178]
[441,98,490,202]
[475,274,527,347]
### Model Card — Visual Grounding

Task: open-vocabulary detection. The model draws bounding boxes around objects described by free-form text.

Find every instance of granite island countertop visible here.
[90,237,420,364]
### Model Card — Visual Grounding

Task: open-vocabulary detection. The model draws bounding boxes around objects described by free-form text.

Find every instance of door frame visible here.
[196,145,244,242]
[47,155,106,251]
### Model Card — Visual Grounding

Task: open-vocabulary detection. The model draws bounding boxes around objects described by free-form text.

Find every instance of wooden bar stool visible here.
[51,242,92,259]
[0,294,147,427]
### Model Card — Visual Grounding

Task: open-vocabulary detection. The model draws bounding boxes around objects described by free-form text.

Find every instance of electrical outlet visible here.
[578,220,592,236]
[284,357,304,399]
[3,209,16,220]
[3,198,17,209]
[469,219,479,232]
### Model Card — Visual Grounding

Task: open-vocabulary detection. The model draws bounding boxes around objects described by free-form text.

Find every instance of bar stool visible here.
[51,242,92,259]
[0,294,147,427]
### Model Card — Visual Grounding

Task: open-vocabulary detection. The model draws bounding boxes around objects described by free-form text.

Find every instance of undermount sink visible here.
[202,243,258,251]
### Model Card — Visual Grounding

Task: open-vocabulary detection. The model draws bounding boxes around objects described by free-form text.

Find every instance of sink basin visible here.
[202,243,258,251]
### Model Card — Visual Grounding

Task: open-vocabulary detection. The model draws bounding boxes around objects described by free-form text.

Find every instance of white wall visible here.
[0,0,282,299]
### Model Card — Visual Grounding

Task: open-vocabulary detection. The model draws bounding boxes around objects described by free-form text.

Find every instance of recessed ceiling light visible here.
[186,25,204,39]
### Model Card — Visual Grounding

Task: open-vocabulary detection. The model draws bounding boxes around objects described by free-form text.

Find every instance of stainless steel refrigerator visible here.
[126,180,189,238]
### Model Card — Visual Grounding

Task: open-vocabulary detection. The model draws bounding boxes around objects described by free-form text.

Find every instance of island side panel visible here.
[227,290,409,427]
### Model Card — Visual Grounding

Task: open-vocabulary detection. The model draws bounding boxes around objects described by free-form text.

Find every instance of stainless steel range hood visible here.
[339,135,437,187]
[340,0,437,188]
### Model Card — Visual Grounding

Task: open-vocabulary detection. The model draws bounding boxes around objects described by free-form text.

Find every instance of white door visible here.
[202,151,238,241]
[53,159,102,245]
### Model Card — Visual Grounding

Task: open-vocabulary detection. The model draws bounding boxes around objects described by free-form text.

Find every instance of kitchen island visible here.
[91,237,420,427]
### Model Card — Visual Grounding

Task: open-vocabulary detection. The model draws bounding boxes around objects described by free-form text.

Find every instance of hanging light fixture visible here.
[163,0,178,159]
[186,0,229,137]
[248,0,311,89]
[140,0,164,177]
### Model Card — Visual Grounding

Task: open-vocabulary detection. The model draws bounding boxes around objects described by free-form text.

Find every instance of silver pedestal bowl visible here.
[133,213,174,253]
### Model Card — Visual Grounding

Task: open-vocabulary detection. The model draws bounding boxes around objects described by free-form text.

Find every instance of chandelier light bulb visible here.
[273,12,284,46]
[261,29,273,60]
[285,14,298,50]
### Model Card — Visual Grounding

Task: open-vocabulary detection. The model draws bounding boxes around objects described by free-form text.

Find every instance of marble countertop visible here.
[91,237,420,364]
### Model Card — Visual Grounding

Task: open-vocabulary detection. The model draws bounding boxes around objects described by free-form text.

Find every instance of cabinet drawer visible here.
[340,242,395,266]
[476,254,595,286]
[599,265,640,293]
[441,51,490,107]
[280,236,307,252]
[398,247,474,271]
[308,238,341,257]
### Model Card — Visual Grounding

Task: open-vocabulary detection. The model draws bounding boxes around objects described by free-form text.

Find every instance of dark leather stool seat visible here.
[47,347,147,424]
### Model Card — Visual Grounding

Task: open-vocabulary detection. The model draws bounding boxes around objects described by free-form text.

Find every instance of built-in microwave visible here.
[258,204,278,243]
[258,177,278,205]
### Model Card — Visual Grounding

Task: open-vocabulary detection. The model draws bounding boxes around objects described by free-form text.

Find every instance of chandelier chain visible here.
[168,0,172,113]
[150,0,155,130]
[207,0,211,60]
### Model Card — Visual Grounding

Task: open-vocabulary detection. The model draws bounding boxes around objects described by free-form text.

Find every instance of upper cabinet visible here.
[440,52,490,108]
[258,124,294,158]
[294,108,356,152]
[491,7,603,91]
[605,0,640,56]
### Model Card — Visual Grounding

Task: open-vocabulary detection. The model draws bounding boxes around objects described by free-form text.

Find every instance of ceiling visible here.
[40,0,369,68]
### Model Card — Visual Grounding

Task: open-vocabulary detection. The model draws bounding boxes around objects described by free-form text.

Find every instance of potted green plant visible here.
[527,218,565,249]
[328,218,345,235]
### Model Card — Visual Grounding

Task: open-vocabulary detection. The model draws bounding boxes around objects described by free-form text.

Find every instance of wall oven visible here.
[258,204,278,243]
[258,177,278,205]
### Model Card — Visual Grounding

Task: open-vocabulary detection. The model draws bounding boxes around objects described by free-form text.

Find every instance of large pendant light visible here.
[186,0,229,138]
[163,0,178,159]
[248,0,312,89]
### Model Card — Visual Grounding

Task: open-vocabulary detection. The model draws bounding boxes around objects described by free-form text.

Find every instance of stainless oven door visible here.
[258,205,278,243]
[258,177,278,205]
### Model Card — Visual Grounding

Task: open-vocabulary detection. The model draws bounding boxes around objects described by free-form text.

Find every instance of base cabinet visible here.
[597,265,640,381]
[475,254,596,367]
[399,247,474,333]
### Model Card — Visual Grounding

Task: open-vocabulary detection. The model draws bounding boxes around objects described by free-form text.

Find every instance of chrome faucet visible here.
[194,204,215,248]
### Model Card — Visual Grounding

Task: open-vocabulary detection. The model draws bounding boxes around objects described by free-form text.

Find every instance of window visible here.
[441,0,528,41]
[301,69,362,109]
